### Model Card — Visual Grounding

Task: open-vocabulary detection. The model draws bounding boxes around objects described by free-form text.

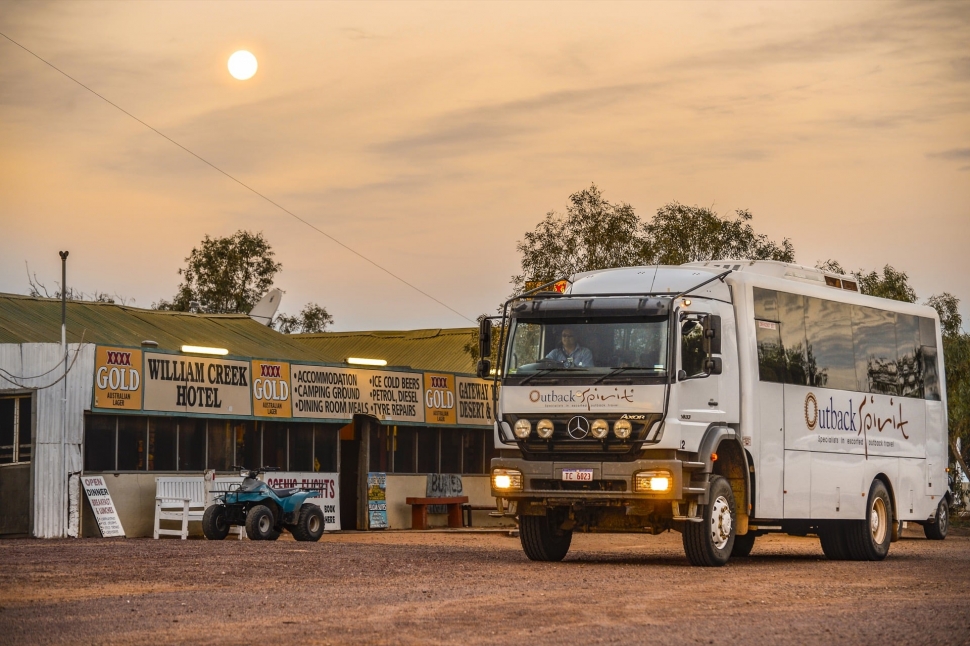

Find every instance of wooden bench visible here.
[153,476,244,539]
[405,496,468,530]
[462,503,498,528]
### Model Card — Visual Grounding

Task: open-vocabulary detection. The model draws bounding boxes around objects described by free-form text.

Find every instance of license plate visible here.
[562,469,593,482]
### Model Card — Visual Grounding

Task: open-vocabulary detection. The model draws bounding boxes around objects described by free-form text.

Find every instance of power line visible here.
[0,31,474,324]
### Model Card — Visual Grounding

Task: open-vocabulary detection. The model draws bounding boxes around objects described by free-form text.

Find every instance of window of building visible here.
[0,396,31,464]
[313,424,339,472]
[178,418,206,471]
[148,417,177,471]
[117,416,146,470]
[392,426,418,474]
[290,424,313,472]
[369,425,391,473]
[440,429,462,473]
[235,421,259,470]
[262,422,287,469]
[462,429,485,474]
[84,414,116,471]
[417,427,438,473]
[207,420,234,471]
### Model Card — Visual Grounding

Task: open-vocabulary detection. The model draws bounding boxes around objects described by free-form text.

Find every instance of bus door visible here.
[676,308,726,447]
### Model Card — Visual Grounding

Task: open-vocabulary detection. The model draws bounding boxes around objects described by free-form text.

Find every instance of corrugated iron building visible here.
[0,293,500,538]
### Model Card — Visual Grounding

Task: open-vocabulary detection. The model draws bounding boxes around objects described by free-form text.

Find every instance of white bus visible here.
[479,261,951,566]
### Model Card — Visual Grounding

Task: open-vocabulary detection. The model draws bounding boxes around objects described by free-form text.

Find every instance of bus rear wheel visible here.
[519,513,572,562]
[923,499,948,540]
[845,480,892,561]
[818,522,851,560]
[683,476,736,567]
[731,532,756,557]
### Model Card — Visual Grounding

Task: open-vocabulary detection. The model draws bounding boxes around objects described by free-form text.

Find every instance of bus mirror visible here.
[677,369,687,381]
[477,359,492,380]
[705,357,722,375]
[704,315,722,355]
[479,320,492,358]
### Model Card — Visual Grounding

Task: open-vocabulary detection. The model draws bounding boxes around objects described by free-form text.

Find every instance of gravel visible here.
[1,528,968,645]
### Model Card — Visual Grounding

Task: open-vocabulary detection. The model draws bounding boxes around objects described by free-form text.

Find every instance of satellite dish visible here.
[249,288,283,326]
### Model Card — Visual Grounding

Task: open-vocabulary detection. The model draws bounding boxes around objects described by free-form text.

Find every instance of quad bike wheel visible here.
[292,505,326,542]
[246,504,277,541]
[202,505,230,540]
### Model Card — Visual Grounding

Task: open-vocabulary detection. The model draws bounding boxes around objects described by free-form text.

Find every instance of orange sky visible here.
[1,1,968,330]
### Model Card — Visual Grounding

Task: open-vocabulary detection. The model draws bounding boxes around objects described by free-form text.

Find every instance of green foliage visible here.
[644,203,794,266]
[511,185,794,295]
[274,303,334,334]
[926,293,962,338]
[511,185,647,294]
[857,265,917,303]
[154,231,282,314]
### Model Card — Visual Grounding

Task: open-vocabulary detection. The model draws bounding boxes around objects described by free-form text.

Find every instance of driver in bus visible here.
[546,327,594,367]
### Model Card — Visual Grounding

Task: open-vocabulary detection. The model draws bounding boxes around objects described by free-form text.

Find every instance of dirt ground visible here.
[1,527,968,645]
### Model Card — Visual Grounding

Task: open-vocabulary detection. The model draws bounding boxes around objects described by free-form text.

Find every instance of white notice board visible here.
[81,475,125,537]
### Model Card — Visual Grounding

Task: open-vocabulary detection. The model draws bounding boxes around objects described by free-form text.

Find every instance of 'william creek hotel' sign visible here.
[91,346,494,427]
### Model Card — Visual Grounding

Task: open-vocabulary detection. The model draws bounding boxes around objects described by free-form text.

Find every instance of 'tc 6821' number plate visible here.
[562,469,593,482]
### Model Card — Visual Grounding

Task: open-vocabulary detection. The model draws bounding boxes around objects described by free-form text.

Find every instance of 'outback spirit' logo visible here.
[528,388,635,411]
[804,392,909,440]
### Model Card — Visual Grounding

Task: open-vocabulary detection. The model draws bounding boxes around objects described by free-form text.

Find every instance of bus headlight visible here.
[613,419,633,439]
[536,419,554,439]
[591,419,609,439]
[492,469,522,491]
[513,419,532,439]
[635,470,672,493]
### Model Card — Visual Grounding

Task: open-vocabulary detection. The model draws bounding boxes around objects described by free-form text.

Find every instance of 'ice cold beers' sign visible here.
[143,353,252,416]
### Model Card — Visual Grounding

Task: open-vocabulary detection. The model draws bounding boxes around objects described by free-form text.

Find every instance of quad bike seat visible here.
[271,487,299,498]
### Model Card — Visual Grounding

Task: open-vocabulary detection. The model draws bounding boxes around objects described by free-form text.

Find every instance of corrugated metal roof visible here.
[0,293,328,362]
[291,328,478,374]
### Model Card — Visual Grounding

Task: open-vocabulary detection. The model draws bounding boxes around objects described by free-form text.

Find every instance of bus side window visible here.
[756,320,785,383]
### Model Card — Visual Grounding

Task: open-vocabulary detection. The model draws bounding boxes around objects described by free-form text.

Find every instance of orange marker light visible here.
[711,453,718,462]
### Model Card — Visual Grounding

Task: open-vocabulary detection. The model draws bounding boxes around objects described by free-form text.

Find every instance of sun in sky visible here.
[227,50,257,80]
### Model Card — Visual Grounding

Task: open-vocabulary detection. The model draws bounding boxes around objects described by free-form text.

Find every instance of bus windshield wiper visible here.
[518,369,556,385]
[592,367,640,384]
[592,366,665,384]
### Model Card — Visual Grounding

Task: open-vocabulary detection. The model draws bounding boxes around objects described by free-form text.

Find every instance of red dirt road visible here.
[1,529,968,645]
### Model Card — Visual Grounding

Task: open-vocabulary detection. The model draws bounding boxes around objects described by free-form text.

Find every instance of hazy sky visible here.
[1,1,968,331]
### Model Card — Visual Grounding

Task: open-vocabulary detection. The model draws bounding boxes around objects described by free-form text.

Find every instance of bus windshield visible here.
[504,317,669,379]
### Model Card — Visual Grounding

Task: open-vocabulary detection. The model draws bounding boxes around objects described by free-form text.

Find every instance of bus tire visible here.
[731,532,756,557]
[683,476,735,567]
[845,480,892,561]
[520,513,572,562]
[818,522,851,560]
[923,499,948,540]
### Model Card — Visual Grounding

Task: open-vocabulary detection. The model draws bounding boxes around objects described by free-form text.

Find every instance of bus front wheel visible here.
[683,476,736,567]
[520,512,572,562]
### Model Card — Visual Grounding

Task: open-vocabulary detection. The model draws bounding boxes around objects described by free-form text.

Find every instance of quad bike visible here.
[203,466,326,542]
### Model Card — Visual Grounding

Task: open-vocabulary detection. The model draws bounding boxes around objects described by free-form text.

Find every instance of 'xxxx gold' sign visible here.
[93,347,143,410]
[252,360,292,418]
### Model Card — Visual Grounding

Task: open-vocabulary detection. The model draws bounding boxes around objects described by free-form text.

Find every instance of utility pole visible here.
[59,250,69,537]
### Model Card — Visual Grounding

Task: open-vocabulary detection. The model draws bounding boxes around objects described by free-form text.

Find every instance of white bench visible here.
[153,475,245,540]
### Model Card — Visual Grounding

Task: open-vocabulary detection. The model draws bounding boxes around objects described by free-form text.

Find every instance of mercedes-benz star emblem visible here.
[567,416,590,439]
